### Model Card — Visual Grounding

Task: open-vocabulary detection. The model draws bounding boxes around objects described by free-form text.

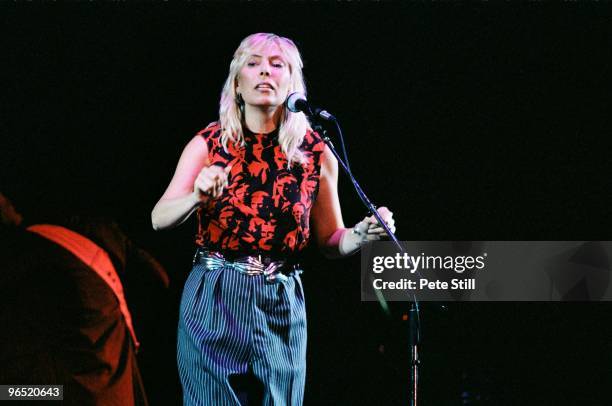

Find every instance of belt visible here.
[193,249,302,284]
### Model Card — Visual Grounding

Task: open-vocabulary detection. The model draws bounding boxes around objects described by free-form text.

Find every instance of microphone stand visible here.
[311,120,420,406]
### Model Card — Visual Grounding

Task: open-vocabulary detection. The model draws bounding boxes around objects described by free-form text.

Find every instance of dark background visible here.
[2,3,612,405]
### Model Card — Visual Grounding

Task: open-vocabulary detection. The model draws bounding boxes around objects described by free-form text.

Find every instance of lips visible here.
[255,83,274,90]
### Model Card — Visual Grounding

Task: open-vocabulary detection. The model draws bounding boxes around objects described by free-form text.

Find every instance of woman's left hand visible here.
[356,206,396,239]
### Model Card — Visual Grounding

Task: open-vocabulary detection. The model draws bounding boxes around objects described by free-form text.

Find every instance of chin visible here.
[249,98,282,108]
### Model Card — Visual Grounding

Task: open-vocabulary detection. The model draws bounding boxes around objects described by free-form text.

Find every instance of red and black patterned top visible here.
[195,122,325,256]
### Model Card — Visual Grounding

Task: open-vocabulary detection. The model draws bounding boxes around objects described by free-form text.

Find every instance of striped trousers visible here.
[177,255,307,405]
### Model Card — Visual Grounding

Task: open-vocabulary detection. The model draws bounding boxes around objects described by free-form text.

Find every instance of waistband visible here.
[193,248,302,284]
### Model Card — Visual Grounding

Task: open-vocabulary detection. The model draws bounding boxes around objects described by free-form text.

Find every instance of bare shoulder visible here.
[182,134,209,158]
[159,135,210,200]
[184,121,222,158]
[320,144,339,178]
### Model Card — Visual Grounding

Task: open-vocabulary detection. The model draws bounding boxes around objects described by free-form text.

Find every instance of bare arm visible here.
[311,146,396,258]
[151,135,230,231]
[311,146,348,258]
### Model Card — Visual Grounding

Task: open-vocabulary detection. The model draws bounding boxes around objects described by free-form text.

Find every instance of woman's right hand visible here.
[194,165,232,200]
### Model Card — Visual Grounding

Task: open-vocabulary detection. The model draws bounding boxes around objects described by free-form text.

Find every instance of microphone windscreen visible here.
[286,92,306,113]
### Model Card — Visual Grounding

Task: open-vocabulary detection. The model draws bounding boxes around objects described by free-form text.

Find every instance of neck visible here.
[244,105,282,134]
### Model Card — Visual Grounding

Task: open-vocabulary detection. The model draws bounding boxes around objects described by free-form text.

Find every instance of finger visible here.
[210,177,224,192]
[221,175,229,188]
[211,169,223,181]
[203,177,216,194]
[367,218,394,229]
[381,219,395,228]
[377,207,393,221]
[363,216,376,224]
[201,165,217,178]
[211,179,220,197]
[222,167,231,187]
[216,178,225,193]
[368,228,392,235]
[366,214,394,225]
[368,217,394,226]
[368,224,396,234]
[377,206,391,216]
[203,171,218,183]
[214,177,227,198]
[194,179,208,195]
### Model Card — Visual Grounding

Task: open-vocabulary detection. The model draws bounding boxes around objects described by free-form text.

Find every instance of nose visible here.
[259,63,270,76]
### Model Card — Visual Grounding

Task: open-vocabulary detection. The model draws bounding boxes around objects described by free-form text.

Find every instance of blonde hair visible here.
[218,33,311,166]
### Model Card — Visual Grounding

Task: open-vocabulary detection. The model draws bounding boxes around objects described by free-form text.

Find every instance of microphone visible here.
[285,92,336,122]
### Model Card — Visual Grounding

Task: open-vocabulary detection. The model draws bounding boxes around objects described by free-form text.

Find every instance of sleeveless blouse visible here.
[195,122,325,256]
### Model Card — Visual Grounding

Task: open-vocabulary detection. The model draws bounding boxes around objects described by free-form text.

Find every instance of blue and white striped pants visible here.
[177,256,307,405]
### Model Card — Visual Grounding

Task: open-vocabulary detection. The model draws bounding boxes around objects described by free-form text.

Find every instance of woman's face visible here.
[236,42,291,110]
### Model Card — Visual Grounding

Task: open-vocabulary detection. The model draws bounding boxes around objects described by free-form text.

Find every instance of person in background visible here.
[0,193,168,406]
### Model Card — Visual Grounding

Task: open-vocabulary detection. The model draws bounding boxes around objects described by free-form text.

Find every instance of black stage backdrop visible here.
[2,3,612,405]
